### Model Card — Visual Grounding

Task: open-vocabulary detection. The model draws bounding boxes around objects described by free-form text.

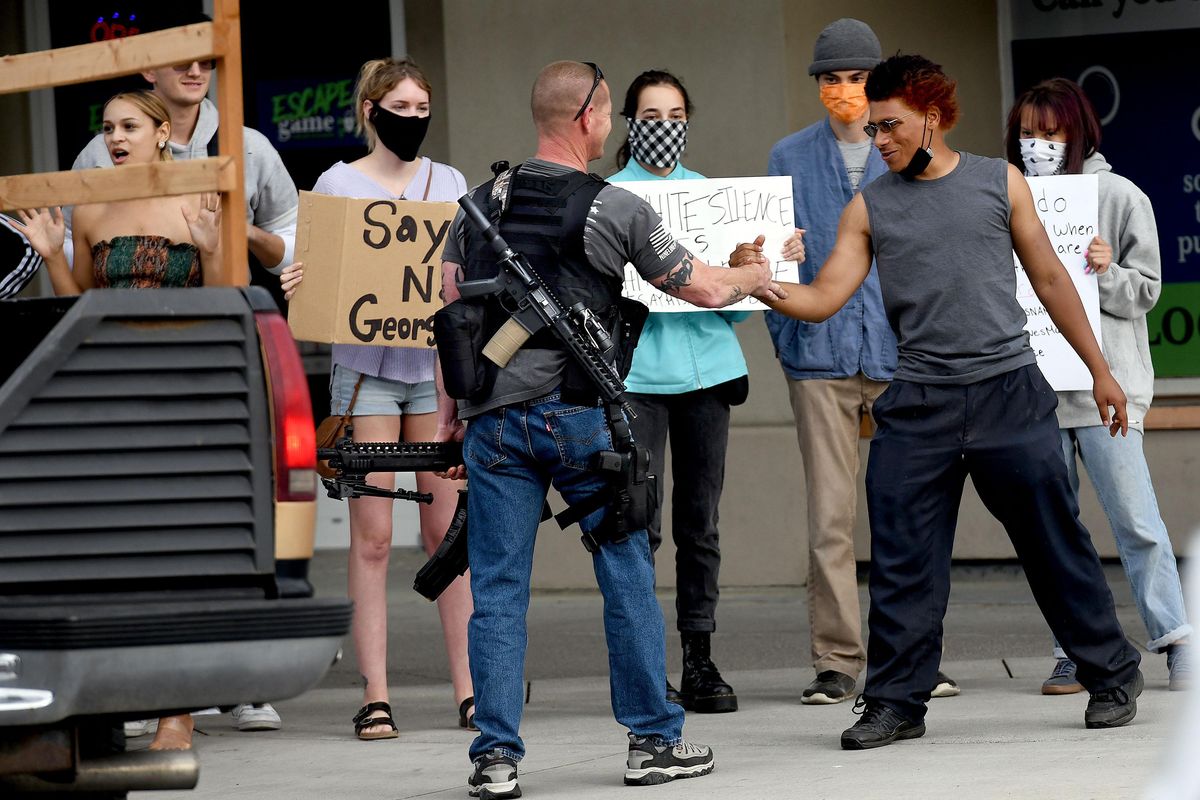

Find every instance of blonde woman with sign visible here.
[280,57,474,740]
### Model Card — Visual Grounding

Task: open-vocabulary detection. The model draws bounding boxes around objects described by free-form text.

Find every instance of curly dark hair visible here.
[865,54,959,131]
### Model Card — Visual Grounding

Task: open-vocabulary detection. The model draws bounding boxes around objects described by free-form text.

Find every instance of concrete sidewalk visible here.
[139,551,1187,800]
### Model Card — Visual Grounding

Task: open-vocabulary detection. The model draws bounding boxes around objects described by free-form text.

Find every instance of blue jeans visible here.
[464,393,684,761]
[1053,426,1191,656]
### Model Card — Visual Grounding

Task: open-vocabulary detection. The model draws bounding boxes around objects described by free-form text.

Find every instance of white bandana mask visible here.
[627,118,689,170]
[1020,137,1066,177]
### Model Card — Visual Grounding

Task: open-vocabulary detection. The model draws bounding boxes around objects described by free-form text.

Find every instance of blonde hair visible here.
[353,57,433,149]
[105,90,173,162]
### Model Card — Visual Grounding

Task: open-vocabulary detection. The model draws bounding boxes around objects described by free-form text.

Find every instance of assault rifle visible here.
[318,436,463,503]
[456,194,633,418]
[319,435,470,600]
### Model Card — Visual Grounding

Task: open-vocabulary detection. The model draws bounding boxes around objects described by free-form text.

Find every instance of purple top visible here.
[316,158,468,383]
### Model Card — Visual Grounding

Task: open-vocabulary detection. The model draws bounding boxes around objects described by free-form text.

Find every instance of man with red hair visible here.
[741,54,1143,749]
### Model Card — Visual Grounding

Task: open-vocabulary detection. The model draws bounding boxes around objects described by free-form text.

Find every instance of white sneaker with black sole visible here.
[468,750,521,799]
[624,735,714,786]
[231,703,281,731]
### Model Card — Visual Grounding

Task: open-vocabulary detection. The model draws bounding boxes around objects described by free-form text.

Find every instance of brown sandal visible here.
[353,701,399,740]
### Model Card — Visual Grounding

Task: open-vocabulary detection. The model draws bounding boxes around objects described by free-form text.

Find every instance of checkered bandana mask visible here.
[626,118,689,170]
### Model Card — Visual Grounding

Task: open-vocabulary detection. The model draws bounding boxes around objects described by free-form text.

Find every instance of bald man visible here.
[436,61,781,797]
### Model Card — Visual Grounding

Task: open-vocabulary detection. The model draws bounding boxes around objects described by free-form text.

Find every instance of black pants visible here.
[863,364,1140,722]
[628,386,731,633]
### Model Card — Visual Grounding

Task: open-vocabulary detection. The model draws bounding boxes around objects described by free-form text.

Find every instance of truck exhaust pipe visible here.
[0,750,198,793]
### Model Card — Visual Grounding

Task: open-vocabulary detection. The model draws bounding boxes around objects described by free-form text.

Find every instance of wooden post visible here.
[212,0,248,287]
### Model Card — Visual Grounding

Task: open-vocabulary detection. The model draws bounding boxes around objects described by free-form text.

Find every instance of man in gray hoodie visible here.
[70,58,298,276]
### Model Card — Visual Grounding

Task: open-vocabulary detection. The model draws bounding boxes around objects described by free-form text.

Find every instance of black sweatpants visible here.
[628,386,731,633]
[863,363,1140,722]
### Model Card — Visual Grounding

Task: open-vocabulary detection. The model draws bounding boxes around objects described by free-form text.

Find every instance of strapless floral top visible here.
[92,235,201,288]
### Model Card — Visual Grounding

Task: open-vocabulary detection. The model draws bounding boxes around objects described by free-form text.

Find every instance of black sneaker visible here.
[624,735,714,785]
[468,750,520,799]
[801,670,857,705]
[1085,670,1144,729]
[840,698,926,750]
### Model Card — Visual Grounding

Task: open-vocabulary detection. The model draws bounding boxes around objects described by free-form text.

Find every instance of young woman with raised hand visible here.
[13,89,221,752]
[15,90,221,295]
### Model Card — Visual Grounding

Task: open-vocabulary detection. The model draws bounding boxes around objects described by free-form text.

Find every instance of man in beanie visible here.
[766,18,959,706]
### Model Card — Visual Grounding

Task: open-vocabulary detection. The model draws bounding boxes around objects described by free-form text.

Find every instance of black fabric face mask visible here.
[899,113,933,179]
[369,105,430,161]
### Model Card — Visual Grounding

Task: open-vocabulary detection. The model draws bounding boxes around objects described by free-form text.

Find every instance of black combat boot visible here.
[677,632,738,713]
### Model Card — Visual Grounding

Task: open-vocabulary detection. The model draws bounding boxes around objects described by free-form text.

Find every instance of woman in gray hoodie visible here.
[1005,78,1191,695]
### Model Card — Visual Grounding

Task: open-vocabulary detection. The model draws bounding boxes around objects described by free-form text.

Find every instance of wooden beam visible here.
[1145,405,1200,430]
[0,159,236,210]
[0,23,216,95]
[212,0,249,287]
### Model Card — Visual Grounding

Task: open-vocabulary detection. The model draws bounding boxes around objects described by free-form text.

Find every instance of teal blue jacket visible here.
[608,159,750,394]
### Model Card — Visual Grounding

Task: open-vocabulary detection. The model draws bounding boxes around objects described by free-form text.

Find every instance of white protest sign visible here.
[1016,174,1102,392]
[616,176,798,312]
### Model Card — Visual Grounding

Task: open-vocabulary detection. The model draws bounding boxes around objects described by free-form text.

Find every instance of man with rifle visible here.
[433,61,784,798]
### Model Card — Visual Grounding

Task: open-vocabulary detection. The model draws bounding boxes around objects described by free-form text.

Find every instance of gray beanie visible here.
[808,18,881,76]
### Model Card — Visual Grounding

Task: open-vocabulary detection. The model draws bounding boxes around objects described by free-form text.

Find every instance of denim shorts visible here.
[329,364,437,416]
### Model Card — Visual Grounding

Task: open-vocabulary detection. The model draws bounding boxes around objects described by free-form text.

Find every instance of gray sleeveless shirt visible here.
[860,152,1035,384]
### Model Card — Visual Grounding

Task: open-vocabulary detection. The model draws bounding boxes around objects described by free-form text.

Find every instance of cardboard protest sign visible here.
[288,191,457,348]
[1015,174,1102,391]
[616,177,798,312]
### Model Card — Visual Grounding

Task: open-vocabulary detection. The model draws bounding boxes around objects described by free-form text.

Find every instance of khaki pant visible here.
[787,374,888,678]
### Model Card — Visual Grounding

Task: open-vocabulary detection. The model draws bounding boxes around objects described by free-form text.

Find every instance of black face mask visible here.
[899,113,933,179]
[369,104,430,161]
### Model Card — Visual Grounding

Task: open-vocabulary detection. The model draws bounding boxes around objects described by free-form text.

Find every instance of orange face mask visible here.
[820,83,868,125]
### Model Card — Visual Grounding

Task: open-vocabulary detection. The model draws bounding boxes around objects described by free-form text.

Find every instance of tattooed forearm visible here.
[660,252,695,295]
[727,286,745,304]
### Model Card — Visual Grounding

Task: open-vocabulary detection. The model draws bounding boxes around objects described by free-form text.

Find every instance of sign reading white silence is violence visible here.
[616,176,798,313]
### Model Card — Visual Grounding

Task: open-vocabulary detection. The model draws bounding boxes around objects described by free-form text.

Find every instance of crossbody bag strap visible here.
[344,374,366,417]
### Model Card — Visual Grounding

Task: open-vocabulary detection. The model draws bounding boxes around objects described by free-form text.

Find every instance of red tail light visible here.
[255,311,316,501]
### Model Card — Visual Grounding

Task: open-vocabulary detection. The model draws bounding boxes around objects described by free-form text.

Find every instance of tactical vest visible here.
[462,168,619,356]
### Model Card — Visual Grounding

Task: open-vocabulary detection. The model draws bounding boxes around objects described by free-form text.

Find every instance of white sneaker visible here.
[231,703,282,731]
[124,719,157,738]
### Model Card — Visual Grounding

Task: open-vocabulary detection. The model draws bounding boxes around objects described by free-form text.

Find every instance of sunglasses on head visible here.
[573,61,603,121]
